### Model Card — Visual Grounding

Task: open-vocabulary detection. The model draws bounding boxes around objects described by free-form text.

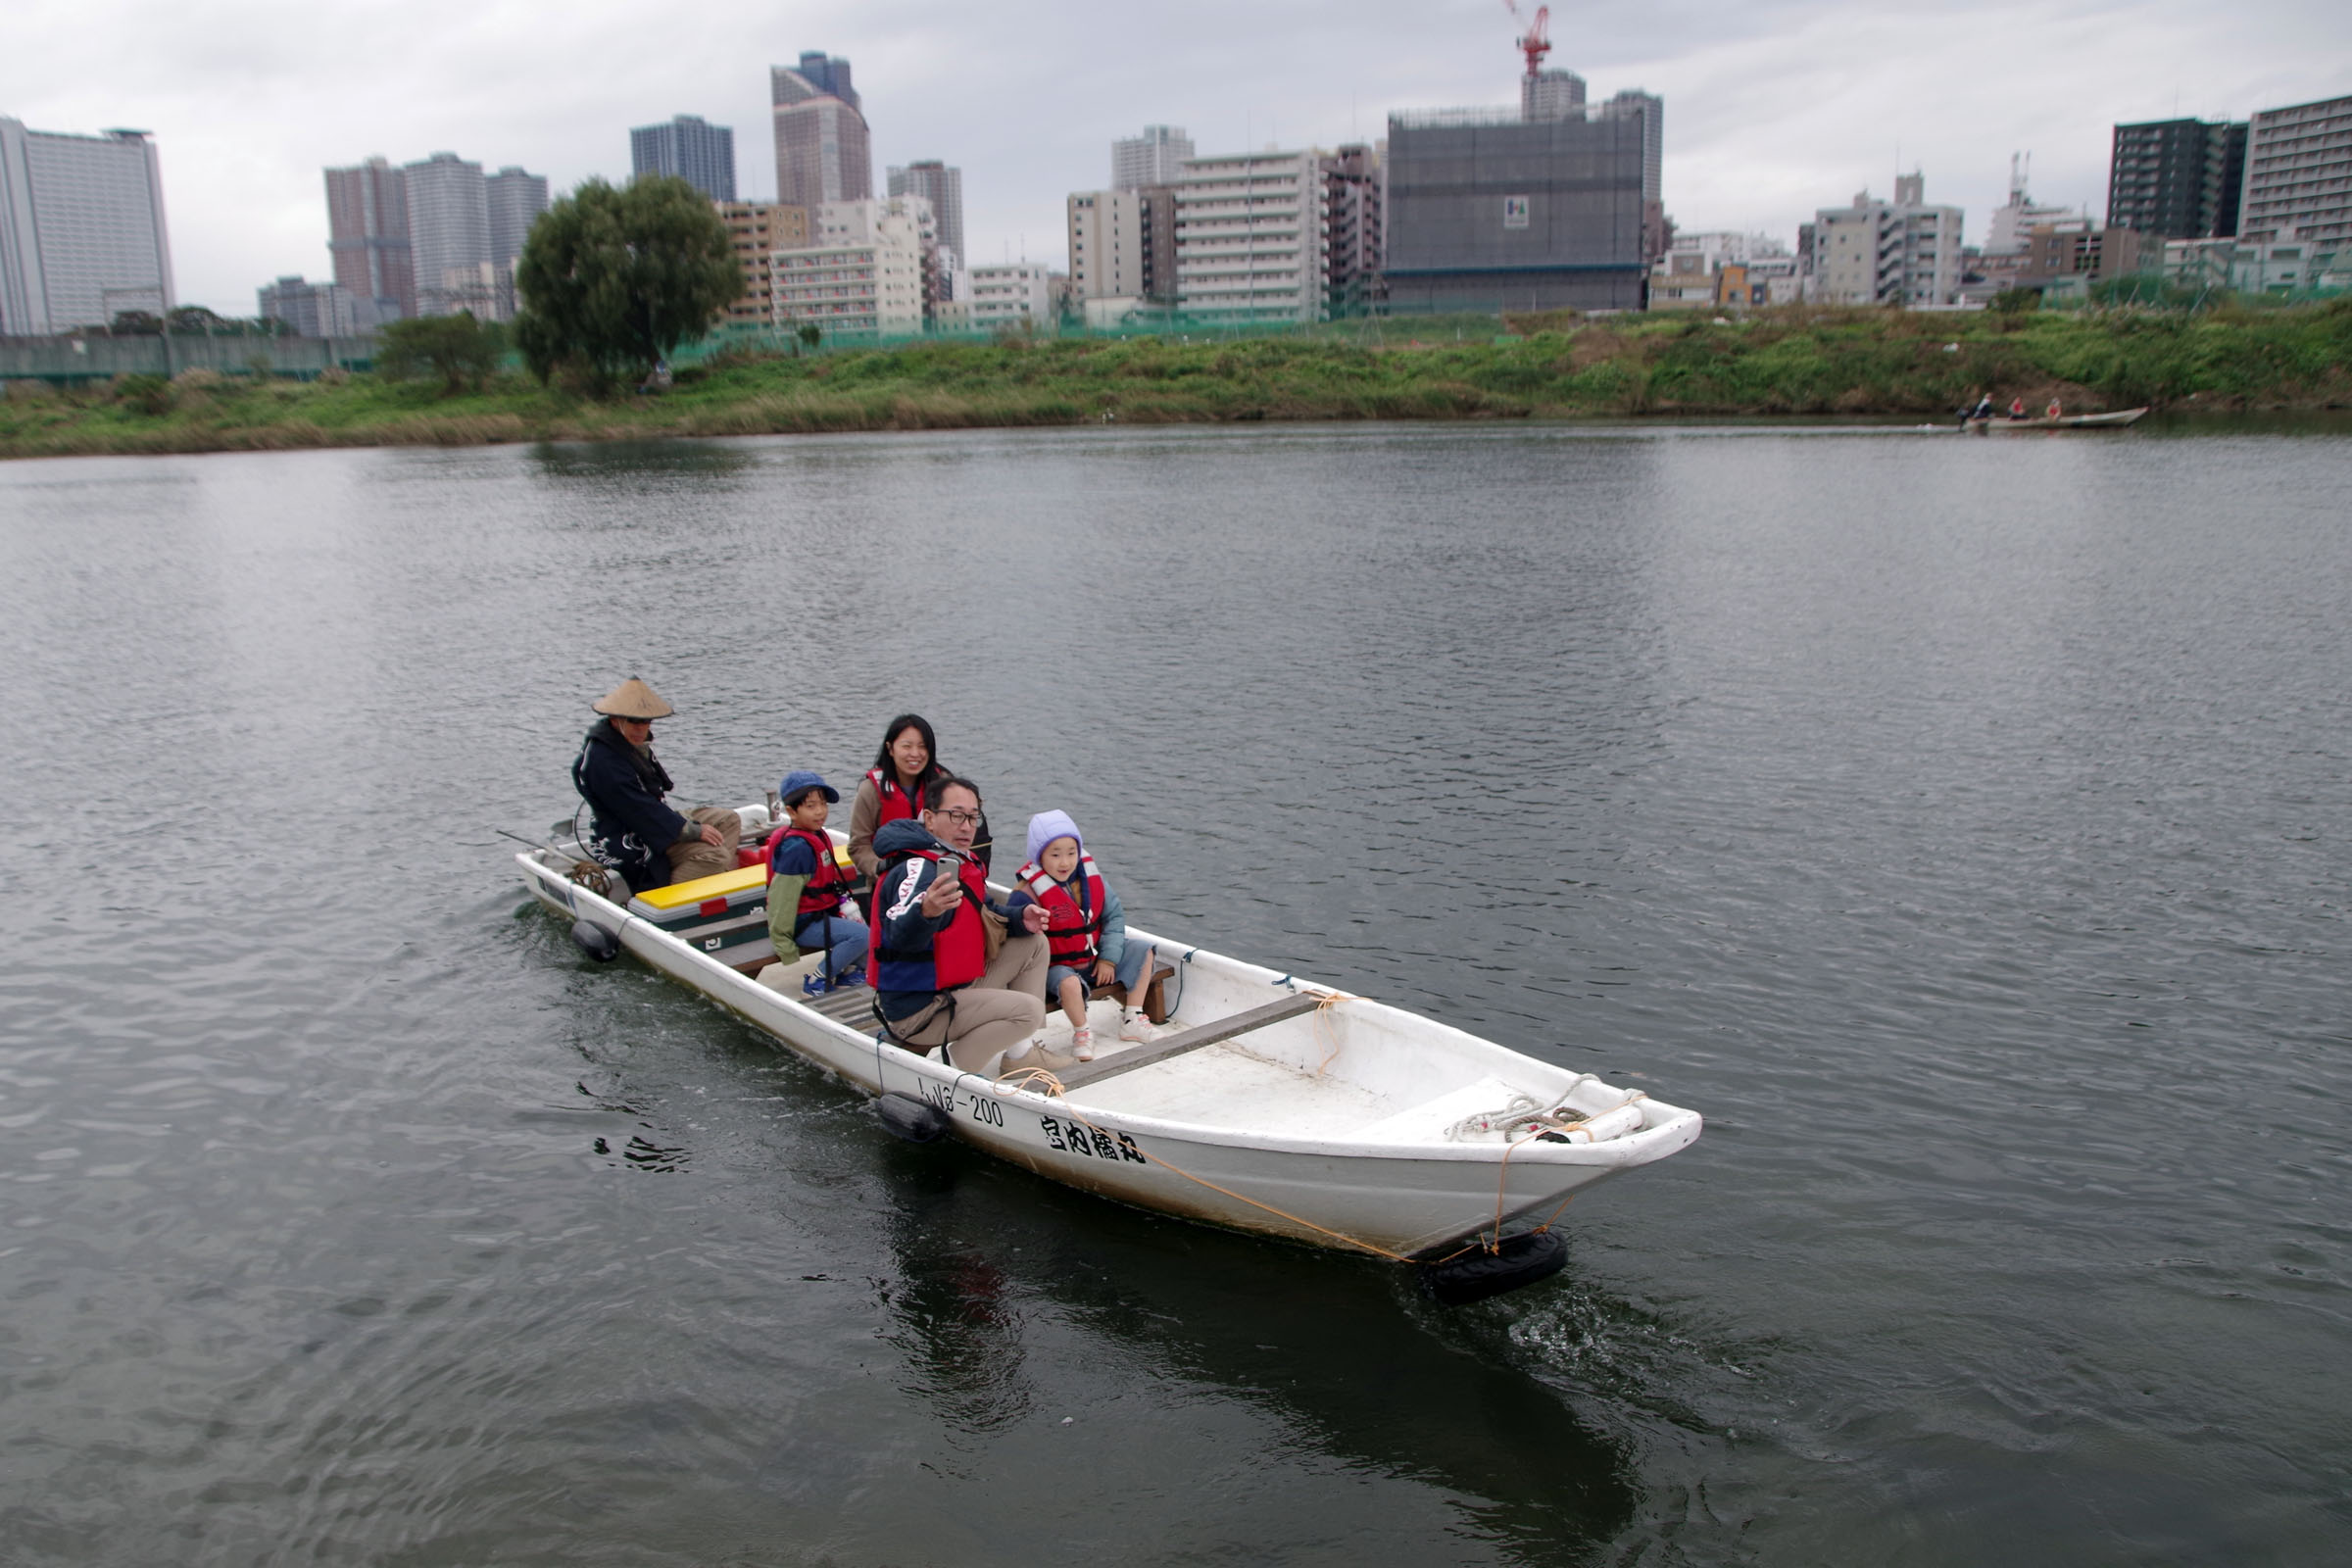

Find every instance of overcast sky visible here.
[9,0,2349,313]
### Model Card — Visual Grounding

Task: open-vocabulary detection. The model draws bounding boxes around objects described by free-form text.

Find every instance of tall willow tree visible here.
[514,176,738,390]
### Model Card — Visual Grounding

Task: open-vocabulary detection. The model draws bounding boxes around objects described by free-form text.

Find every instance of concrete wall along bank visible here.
[0,334,377,385]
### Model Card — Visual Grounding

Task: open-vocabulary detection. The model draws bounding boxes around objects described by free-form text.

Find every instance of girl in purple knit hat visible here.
[1013,810,1156,1061]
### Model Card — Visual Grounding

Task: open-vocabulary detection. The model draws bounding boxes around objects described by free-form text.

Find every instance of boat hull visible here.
[518,847,1700,1259]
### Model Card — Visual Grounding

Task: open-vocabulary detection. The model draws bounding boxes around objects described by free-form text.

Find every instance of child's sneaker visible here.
[1119,1010,1154,1043]
[801,973,833,998]
[1069,1026,1096,1061]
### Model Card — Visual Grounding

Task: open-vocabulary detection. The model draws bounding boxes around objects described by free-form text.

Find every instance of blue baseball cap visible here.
[778,769,839,805]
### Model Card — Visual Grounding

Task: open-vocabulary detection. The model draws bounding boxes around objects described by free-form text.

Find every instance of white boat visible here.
[514,808,1702,1294]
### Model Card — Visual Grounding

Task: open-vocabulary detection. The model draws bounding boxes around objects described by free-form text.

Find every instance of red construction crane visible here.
[1503,1,1552,79]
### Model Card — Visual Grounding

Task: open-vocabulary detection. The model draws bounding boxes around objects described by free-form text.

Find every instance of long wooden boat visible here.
[1967,406,2149,430]
[515,808,1702,1294]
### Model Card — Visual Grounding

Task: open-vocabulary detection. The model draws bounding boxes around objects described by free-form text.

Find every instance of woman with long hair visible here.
[848,713,952,880]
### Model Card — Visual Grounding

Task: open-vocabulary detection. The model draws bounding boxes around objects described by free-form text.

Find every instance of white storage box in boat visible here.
[627,864,771,956]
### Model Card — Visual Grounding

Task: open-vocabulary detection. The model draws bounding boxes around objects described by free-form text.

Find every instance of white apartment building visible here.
[774,196,931,335]
[968,263,1052,328]
[1175,149,1329,323]
[1804,174,1963,306]
[2238,93,2352,247]
[0,119,174,334]
[1067,189,1146,302]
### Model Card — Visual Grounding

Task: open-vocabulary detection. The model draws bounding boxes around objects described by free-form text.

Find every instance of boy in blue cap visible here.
[765,770,867,992]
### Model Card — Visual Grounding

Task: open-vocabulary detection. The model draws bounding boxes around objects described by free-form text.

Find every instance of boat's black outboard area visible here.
[875,1091,952,1143]
[1418,1230,1569,1307]
[569,918,621,961]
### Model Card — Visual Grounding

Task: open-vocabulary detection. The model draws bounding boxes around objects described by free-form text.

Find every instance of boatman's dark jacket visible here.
[572,718,695,890]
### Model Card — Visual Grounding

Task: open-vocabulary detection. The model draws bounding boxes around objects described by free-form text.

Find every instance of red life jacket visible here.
[866,766,925,830]
[765,823,854,919]
[867,846,988,992]
[1017,855,1107,968]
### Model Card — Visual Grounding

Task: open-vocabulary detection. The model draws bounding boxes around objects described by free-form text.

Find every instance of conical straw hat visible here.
[591,676,675,720]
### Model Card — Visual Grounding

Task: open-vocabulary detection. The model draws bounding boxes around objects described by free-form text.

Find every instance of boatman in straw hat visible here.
[571,676,741,894]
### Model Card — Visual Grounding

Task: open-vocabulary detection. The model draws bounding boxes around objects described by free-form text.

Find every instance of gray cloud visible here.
[6,0,2346,311]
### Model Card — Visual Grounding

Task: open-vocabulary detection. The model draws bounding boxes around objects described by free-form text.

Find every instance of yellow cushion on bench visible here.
[633,862,769,910]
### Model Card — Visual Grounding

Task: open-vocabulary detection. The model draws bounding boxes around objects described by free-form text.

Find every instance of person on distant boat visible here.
[765,770,867,992]
[868,776,1058,1074]
[2046,398,2063,420]
[2009,396,2029,420]
[1962,392,1994,427]
[1017,810,1156,1061]
[850,714,958,881]
[571,677,741,894]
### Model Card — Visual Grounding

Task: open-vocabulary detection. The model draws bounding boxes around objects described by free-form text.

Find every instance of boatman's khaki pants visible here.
[892,933,1050,1073]
[664,806,743,886]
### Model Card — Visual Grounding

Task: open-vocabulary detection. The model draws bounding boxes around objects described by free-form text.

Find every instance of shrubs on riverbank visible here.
[4,300,2347,458]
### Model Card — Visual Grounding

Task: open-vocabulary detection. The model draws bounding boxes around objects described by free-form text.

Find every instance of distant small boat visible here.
[1964,407,2149,431]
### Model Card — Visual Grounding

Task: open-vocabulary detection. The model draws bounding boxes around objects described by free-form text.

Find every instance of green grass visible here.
[5,301,2347,460]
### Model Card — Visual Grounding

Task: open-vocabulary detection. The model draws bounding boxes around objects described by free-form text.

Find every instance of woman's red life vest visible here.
[866,766,924,830]
[1017,855,1106,968]
[765,823,853,919]
[867,847,988,993]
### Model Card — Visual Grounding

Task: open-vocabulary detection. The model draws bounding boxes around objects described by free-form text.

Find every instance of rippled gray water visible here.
[3,419,2348,1565]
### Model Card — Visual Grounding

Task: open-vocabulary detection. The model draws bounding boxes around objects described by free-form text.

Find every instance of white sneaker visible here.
[1119,1011,1154,1043]
[1070,1026,1096,1061]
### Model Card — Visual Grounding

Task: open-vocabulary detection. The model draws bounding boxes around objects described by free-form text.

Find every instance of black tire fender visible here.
[1418,1229,1568,1307]
[875,1091,953,1144]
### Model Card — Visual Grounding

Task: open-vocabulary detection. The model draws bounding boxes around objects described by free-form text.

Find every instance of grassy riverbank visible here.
[5,302,2347,459]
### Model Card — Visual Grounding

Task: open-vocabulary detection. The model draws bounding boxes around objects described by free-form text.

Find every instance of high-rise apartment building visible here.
[886,161,963,263]
[773,53,871,210]
[1323,144,1385,317]
[772,196,928,335]
[631,115,737,202]
[404,152,488,317]
[324,156,414,318]
[1594,89,1666,263]
[2108,119,2246,239]
[486,167,548,269]
[1803,173,1963,306]
[1175,149,1330,323]
[1112,125,1194,191]
[717,201,810,326]
[0,119,174,335]
[2237,94,2352,246]
[1523,70,1587,122]
[1068,189,1144,302]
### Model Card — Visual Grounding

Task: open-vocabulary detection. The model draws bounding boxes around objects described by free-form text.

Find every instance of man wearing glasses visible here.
[571,676,741,893]
[867,776,1060,1073]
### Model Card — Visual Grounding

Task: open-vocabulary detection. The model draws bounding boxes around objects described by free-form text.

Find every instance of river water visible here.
[2,418,2348,1565]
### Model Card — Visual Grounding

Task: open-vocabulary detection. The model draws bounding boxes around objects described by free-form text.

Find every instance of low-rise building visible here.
[2015,223,2149,289]
[2159,235,2345,295]
[256,275,384,337]
[1648,231,1788,310]
[968,263,1053,329]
